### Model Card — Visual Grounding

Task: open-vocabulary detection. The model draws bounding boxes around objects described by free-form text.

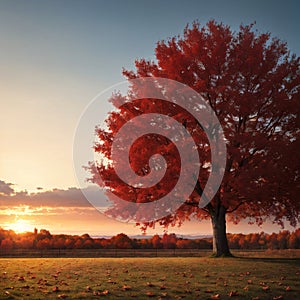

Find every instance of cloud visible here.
[0,184,107,208]
[0,180,15,195]
[0,205,96,217]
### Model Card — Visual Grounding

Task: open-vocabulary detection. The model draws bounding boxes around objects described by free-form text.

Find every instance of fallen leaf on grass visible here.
[53,286,60,292]
[85,286,92,292]
[228,290,239,297]
[146,291,155,297]
[122,285,132,291]
[211,294,220,299]
[57,294,67,299]
[273,296,283,300]
[285,286,291,291]
[94,289,110,296]
[107,279,116,284]
[22,285,30,289]
[147,282,154,287]
[262,286,270,291]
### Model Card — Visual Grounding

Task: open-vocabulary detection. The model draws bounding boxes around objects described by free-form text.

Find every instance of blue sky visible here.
[0,0,299,235]
[1,0,299,192]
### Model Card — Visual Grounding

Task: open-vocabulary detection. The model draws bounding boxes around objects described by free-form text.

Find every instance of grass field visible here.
[0,253,299,299]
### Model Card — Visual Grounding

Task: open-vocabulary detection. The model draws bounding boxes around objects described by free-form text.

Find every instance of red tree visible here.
[90,20,300,256]
[111,233,133,249]
[151,234,162,249]
[162,233,177,249]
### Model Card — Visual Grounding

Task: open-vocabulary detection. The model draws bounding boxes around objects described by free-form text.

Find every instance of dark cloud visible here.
[0,185,107,208]
[0,180,15,195]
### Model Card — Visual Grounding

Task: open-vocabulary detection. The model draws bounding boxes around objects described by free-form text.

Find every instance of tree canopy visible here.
[90,20,300,255]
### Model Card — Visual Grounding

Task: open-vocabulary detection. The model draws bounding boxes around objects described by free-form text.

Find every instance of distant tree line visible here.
[0,228,299,250]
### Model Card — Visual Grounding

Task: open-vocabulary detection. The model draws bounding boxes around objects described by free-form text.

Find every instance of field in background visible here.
[1,248,300,259]
[0,252,299,299]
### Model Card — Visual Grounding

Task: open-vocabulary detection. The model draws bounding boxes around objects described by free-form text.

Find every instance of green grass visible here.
[0,255,299,299]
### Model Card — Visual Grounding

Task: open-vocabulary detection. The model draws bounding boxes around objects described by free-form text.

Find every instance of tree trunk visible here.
[211,205,232,257]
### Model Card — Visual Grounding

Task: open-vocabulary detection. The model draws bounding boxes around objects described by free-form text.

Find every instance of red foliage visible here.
[0,228,300,250]
[89,20,300,238]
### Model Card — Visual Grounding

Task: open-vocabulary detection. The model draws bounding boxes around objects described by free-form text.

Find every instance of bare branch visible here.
[227,201,246,213]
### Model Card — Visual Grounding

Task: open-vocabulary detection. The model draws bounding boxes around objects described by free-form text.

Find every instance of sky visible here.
[0,0,299,236]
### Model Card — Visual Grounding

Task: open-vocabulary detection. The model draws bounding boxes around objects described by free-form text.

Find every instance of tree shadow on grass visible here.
[234,256,300,265]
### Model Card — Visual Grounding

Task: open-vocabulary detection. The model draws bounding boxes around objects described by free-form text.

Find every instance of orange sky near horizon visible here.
[0,183,296,237]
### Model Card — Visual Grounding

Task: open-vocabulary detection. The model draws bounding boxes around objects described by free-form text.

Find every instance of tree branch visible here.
[183,200,210,214]
[227,201,246,213]
[191,174,215,215]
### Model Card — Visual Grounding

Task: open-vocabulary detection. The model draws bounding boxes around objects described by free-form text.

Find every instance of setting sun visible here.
[7,219,34,234]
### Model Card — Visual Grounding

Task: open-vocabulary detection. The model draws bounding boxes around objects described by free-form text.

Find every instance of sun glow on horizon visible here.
[6,219,35,234]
